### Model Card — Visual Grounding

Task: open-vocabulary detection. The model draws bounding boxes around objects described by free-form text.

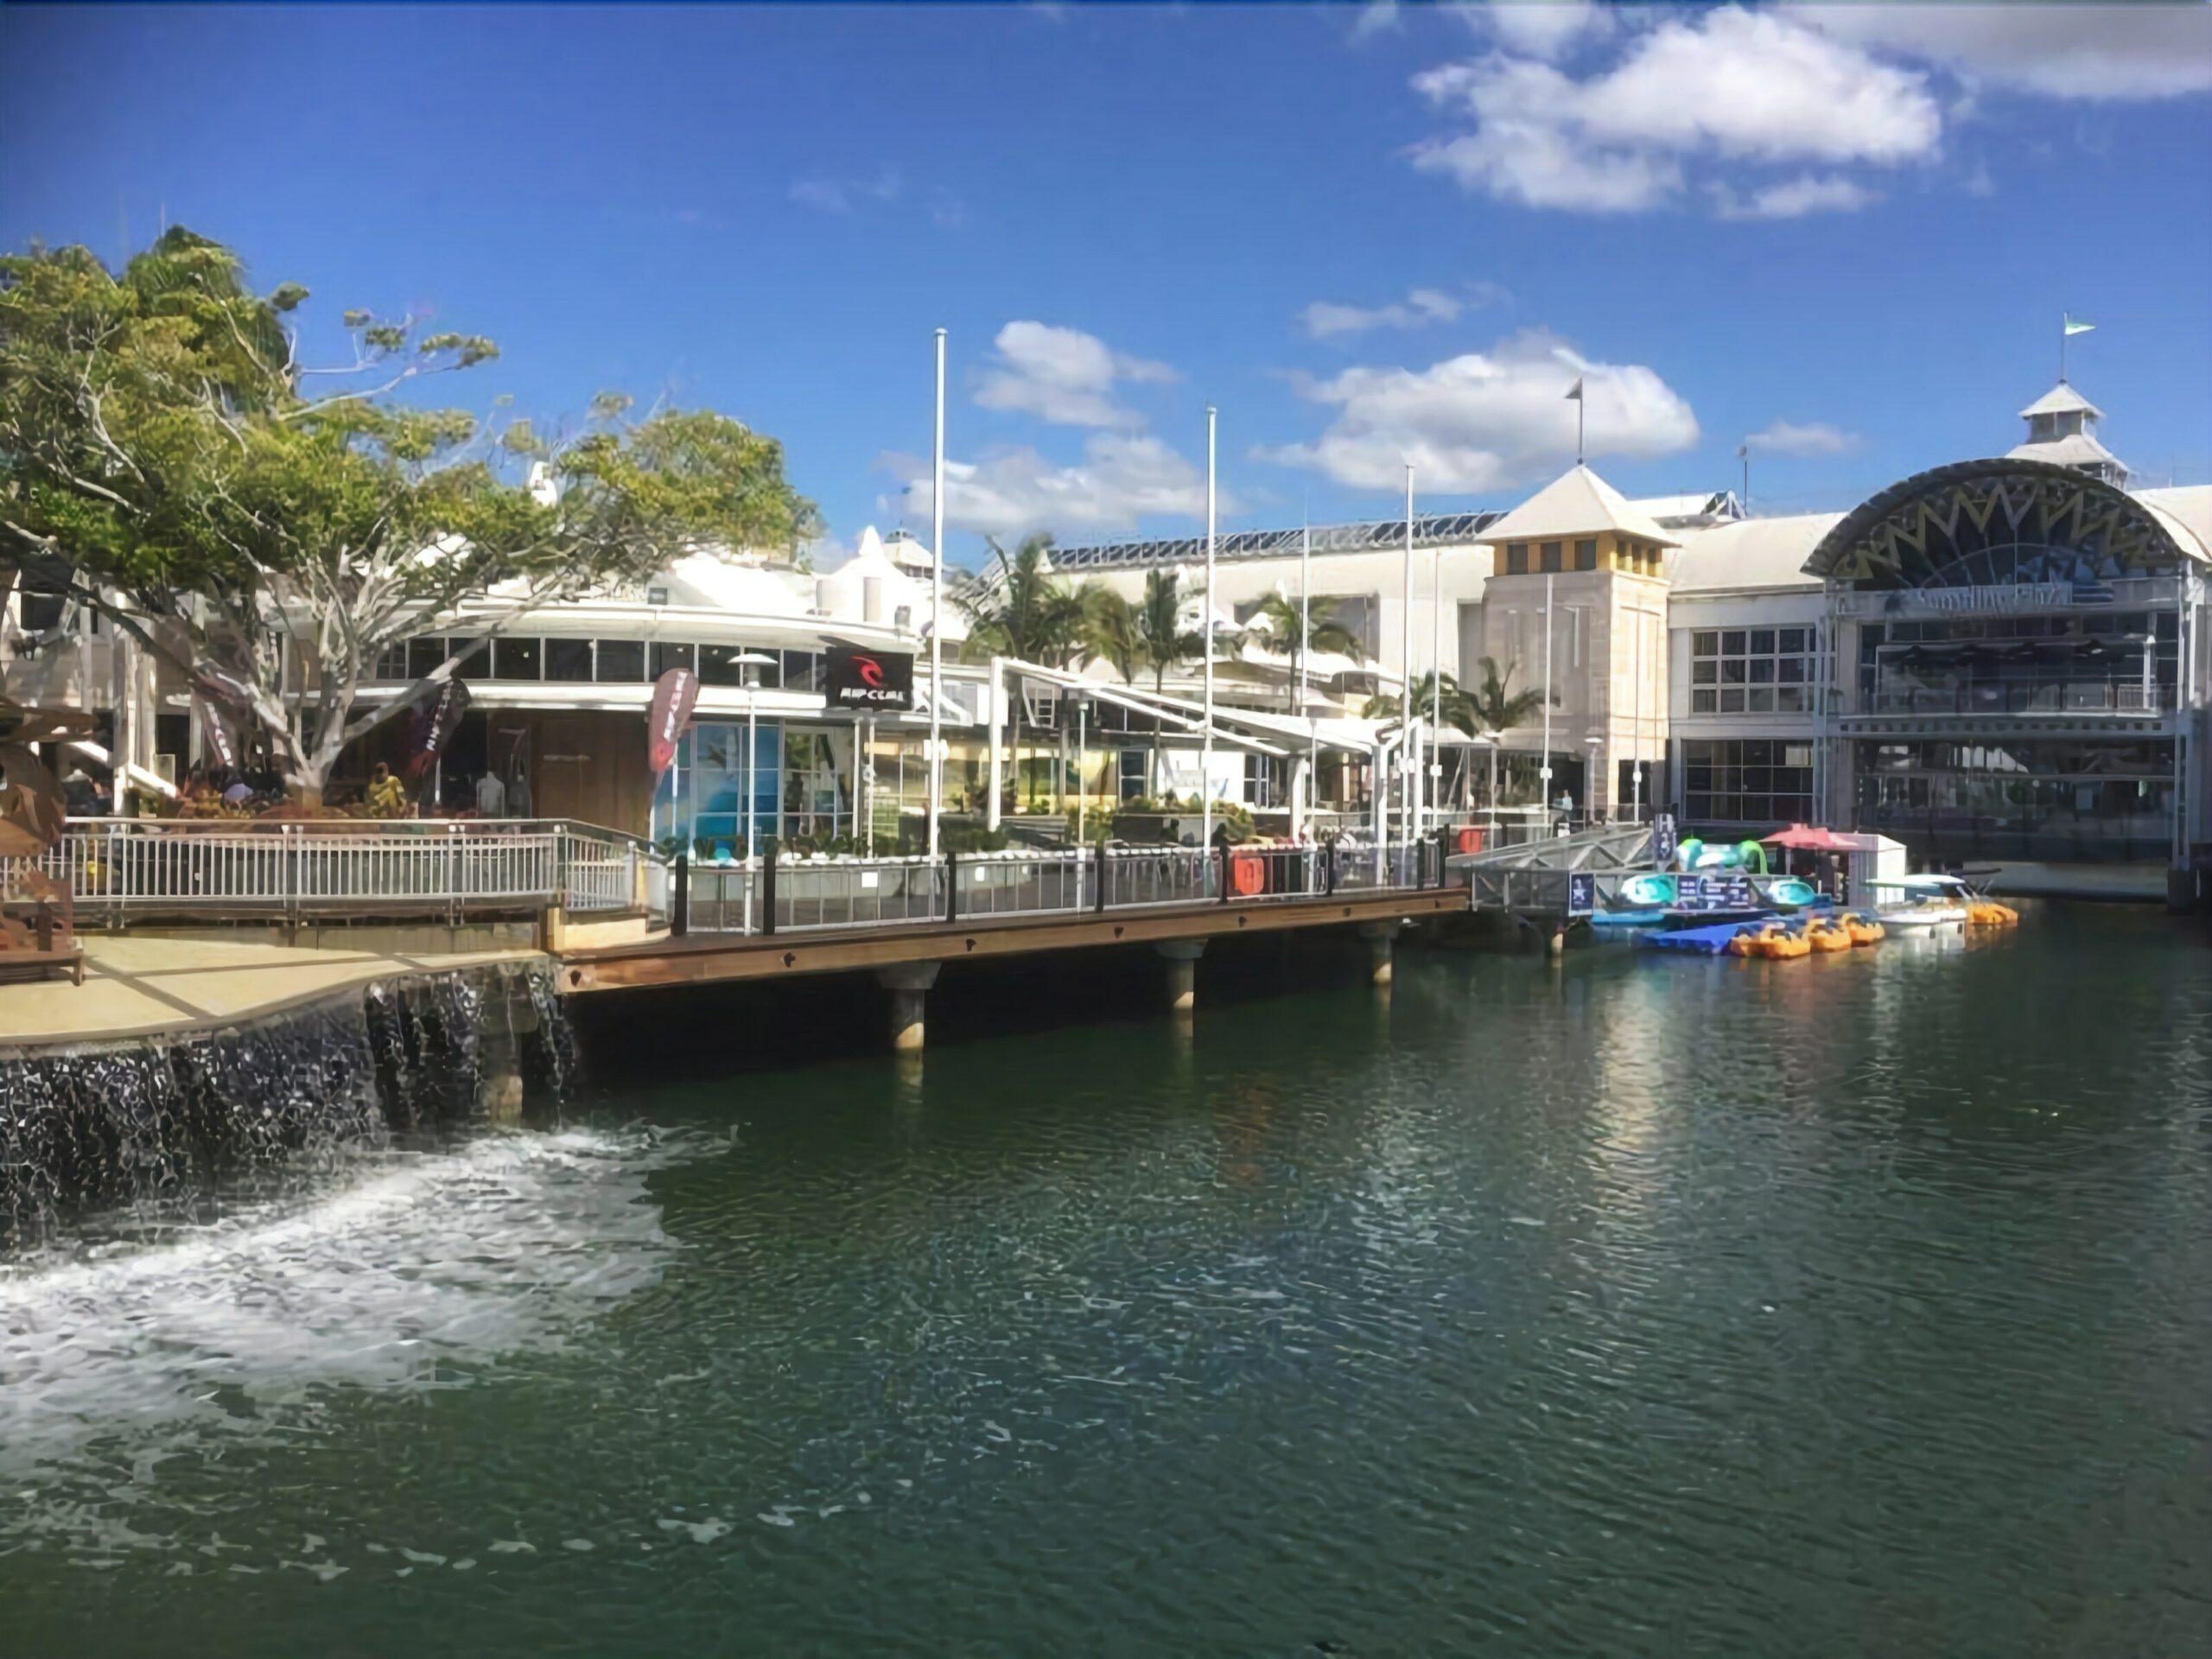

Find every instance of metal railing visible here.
[1856,680,2167,716]
[669,836,1450,936]
[23,817,645,926]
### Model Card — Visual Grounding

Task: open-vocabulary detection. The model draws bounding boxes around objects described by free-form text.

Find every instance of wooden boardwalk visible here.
[557,887,1467,994]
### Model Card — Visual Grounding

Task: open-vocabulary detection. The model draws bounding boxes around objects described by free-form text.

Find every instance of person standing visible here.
[474,767,506,819]
[505,763,532,820]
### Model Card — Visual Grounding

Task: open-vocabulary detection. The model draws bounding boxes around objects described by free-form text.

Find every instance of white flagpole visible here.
[927,327,946,859]
[1541,572,1554,817]
[1402,463,1414,841]
[1201,405,1217,857]
[1429,521,1442,834]
[1300,509,1313,834]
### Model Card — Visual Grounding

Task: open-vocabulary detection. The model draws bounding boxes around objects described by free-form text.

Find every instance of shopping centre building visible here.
[8,376,2206,890]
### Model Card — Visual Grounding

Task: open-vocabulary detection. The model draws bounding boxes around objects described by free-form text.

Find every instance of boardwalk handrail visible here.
[664,836,1448,937]
[27,817,645,925]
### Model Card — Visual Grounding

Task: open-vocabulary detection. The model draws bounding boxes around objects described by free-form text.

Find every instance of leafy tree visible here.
[1135,569,1204,696]
[1243,590,1365,713]
[0,228,818,801]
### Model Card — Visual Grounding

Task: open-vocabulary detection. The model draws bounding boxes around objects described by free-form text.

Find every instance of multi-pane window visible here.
[1574,537,1598,571]
[545,639,594,682]
[1681,739,1815,826]
[1505,543,1529,575]
[596,639,646,682]
[1688,625,1812,715]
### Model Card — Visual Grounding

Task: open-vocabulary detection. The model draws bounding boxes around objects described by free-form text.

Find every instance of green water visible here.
[4,912,2209,1656]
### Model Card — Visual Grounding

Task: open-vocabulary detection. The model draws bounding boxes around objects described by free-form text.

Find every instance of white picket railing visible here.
[28,818,644,925]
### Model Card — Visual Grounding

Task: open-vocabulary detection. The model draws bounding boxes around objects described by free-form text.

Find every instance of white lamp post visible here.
[927,327,946,858]
[728,652,779,861]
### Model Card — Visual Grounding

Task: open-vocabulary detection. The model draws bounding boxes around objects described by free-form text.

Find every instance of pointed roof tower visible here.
[1479,463,1682,550]
[2007,380,2127,486]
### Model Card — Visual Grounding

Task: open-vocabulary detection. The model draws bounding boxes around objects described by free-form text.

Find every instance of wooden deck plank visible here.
[556,889,1465,993]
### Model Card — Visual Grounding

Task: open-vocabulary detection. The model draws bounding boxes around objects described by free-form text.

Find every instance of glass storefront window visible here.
[596,639,646,682]
[651,642,696,679]
[493,638,542,681]
[545,639,594,682]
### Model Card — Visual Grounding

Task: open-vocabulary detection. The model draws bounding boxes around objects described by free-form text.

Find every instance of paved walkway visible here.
[0,936,540,1049]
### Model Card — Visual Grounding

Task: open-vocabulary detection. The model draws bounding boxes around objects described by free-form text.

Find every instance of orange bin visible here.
[1229,851,1267,896]
[1455,827,1485,855]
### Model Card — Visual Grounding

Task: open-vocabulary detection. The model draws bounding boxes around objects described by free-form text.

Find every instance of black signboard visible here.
[1567,873,1596,917]
[1652,811,1678,870]
[825,645,914,713]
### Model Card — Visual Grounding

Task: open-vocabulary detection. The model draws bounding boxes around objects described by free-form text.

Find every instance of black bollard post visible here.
[945,849,959,925]
[1095,843,1109,913]
[761,840,778,937]
[672,853,690,938]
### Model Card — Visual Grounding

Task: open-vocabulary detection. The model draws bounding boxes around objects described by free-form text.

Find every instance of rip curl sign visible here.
[826,645,913,712]
[648,665,700,779]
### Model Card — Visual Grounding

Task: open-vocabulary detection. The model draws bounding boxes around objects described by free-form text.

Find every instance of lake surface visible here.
[4,911,2209,1656]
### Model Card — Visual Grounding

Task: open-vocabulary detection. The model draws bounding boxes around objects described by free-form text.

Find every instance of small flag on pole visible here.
[1565,377,1585,463]
[1563,377,1585,400]
[2063,315,2095,336]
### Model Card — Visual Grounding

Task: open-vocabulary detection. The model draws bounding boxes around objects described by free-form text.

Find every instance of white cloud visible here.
[1411,6,1942,216]
[1299,285,1498,340]
[1456,0,1613,61]
[1745,421,1859,457]
[1350,0,1400,43]
[1710,174,1881,220]
[789,171,900,213]
[880,434,1230,539]
[973,321,1176,430]
[1790,4,2212,102]
[791,169,964,226]
[1257,329,1699,493]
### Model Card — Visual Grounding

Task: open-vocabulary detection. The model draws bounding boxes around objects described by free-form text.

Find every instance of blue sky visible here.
[3,2,2209,565]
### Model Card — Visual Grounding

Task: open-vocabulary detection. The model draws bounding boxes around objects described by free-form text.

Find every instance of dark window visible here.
[1540,541,1563,574]
[1750,629,1776,655]
[1574,538,1598,571]
[545,639,594,682]
[1719,689,1745,713]
[1778,627,1806,653]
[373,641,409,680]
[1722,659,1748,684]
[20,588,67,632]
[650,641,696,679]
[1721,631,1746,655]
[1505,544,1529,575]
[1691,690,1718,714]
[1693,660,1717,683]
[407,638,447,680]
[493,638,542,681]
[1749,658,1775,683]
[782,650,820,692]
[1693,631,1719,656]
[596,639,646,682]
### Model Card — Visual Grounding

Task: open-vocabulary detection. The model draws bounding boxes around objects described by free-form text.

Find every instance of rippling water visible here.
[4,910,2209,1656]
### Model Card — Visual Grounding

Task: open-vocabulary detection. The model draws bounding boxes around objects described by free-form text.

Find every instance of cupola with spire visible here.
[2007,382,2128,486]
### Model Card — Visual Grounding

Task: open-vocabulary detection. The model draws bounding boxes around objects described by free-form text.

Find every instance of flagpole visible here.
[927,327,945,859]
[1300,509,1313,836]
[1201,404,1216,860]
[1402,463,1415,841]
[1429,517,1442,835]
[1541,572,1554,818]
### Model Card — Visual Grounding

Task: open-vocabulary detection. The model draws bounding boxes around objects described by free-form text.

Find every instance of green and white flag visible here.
[2063,315,2096,336]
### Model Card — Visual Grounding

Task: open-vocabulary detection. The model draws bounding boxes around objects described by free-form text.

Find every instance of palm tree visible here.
[1075,583,1141,683]
[1465,657,1549,810]
[957,533,1086,668]
[1244,592,1366,715]
[1135,569,1205,696]
[1363,671,1478,735]
[957,533,1089,817]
